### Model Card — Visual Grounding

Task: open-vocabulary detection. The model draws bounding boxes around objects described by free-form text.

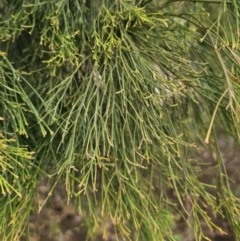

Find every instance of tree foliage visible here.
[0,0,240,240]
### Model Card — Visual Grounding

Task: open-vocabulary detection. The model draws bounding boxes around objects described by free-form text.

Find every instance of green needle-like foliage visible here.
[0,0,240,240]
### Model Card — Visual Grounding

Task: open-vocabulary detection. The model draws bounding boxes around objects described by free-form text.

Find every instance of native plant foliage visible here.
[0,0,239,240]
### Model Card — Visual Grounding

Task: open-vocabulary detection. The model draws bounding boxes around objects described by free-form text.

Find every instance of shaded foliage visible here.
[0,0,240,240]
